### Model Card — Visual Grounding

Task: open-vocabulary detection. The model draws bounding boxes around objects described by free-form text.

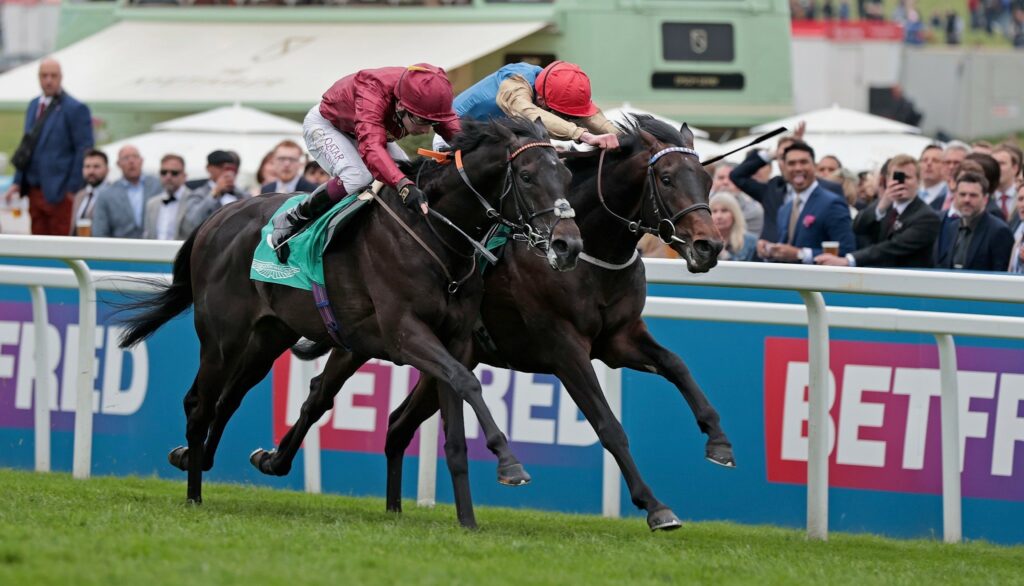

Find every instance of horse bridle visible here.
[407,140,574,293]
[596,145,710,245]
[452,141,575,251]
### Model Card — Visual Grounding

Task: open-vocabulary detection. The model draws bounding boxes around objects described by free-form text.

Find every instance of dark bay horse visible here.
[275,116,734,530]
[117,117,582,504]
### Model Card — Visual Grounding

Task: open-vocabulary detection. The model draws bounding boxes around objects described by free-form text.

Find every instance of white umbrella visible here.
[750,103,921,136]
[101,105,306,188]
[715,131,940,173]
[153,103,303,135]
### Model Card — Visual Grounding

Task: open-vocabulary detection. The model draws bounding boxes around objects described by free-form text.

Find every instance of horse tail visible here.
[117,230,198,349]
[290,338,332,361]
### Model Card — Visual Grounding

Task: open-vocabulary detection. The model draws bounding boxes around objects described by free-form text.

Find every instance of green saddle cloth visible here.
[250,192,365,290]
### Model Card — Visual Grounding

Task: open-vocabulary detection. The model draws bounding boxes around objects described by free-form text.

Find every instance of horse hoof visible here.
[168,446,189,471]
[249,448,272,475]
[648,508,682,532]
[497,463,531,486]
[705,443,736,468]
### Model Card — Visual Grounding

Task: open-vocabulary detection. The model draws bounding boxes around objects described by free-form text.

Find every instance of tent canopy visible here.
[0,20,547,106]
[750,104,922,135]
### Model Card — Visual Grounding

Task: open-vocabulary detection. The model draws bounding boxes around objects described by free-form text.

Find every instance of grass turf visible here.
[0,469,1022,585]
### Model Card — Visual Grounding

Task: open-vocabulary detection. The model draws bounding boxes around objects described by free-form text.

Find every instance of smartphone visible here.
[892,171,906,184]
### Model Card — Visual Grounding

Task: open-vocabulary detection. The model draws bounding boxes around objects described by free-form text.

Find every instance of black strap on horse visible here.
[594,145,710,245]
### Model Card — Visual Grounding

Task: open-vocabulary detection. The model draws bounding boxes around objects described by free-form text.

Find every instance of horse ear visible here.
[532,116,550,140]
[493,120,516,143]
[679,123,695,148]
[639,129,660,152]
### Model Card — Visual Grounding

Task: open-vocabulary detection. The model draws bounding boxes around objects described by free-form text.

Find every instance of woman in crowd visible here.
[711,192,757,261]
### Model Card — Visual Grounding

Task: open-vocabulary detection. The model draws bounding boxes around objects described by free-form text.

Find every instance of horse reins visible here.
[386,140,570,294]
[595,145,709,246]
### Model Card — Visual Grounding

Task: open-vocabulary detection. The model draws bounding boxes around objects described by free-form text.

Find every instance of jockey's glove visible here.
[399,183,427,213]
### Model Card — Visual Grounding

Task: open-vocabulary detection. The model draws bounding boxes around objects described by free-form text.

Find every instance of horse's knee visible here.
[597,424,629,453]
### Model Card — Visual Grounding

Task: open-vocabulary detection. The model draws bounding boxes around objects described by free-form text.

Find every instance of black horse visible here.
[117,117,583,505]
[273,116,733,530]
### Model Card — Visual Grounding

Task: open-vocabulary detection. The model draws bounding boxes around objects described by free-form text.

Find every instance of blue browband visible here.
[649,146,699,166]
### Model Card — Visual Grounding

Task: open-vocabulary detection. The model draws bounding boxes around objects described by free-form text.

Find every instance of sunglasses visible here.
[159,169,182,176]
[404,112,438,128]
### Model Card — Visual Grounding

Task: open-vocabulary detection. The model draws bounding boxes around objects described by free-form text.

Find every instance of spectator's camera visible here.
[892,171,906,184]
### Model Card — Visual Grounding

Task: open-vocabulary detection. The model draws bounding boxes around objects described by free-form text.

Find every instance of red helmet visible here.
[534,61,599,118]
[395,64,458,123]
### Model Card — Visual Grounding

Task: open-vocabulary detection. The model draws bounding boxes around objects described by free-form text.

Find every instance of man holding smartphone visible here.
[816,153,940,268]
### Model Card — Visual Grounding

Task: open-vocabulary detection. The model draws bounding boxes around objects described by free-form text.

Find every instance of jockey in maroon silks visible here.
[271,64,461,261]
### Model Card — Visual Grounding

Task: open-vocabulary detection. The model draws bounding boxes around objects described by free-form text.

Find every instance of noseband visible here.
[597,145,710,245]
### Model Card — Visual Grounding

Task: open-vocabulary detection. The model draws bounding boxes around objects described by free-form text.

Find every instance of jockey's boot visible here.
[271,178,347,263]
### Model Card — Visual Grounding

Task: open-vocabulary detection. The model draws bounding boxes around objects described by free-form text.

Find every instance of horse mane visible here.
[408,117,548,192]
[561,114,688,177]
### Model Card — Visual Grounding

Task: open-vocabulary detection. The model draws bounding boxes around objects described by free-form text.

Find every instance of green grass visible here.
[879,0,1018,48]
[0,469,1021,585]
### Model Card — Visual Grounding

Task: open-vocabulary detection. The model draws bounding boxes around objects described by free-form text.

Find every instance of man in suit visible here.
[992,145,1021,222]
[817,154,940,268]
[917,144,948,211]
[730,135,844,247]
[92,145,162,238]
[934,172,1014,271]
[69,149,109,235]
[3,59,93,235]
[260,140,317,195]
[934,140,970,212]
[760,142,856,263]
[178,150,249,238]
[712,162,764,238]
[143,154,192,240]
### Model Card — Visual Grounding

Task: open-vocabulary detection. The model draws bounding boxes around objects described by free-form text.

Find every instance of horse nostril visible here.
[552,239,569,255]
[693,239,714,257]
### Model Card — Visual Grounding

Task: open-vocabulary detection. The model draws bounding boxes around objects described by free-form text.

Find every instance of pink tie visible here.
[37,101,45,120]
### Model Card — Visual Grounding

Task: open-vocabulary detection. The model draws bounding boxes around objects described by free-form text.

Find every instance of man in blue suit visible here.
[762,142,856,263]
[4,59,93,235]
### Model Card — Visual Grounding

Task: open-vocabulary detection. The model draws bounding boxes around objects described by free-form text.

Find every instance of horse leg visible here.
[251,350,368,476]
[384,375,441,514]
[600,320,735,467]
[397,320,527,486]
[181,351,226,504]
[201,327,296,471]
[437,379,477,529]
[555,346,682,531]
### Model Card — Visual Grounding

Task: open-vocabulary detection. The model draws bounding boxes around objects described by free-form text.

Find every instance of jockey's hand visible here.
[580,132,619,150]
[400,184,428,215]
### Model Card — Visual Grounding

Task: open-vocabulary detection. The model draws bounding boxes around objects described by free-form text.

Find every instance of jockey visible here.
[433,60,620,151]
[271,64,461,260]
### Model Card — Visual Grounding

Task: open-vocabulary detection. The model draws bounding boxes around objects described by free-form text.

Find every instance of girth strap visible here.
[311,282,349,350]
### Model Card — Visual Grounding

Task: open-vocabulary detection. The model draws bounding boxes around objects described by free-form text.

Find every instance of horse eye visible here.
[660,175,672,186]
[520,172,532,183]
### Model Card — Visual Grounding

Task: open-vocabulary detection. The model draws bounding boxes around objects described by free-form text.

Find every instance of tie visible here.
[999,193,1010,220]
[80,187,93,220]
[952,225,971,269]
[883,207,899,237]
[787,196,801,244]
[36,100,46,120]
[941,190,955,211]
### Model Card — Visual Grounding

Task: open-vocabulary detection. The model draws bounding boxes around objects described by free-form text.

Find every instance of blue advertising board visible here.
[1,259,1022,544]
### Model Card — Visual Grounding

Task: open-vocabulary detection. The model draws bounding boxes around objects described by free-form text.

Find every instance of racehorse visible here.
[117,116,583,505]
[273,115,733,530]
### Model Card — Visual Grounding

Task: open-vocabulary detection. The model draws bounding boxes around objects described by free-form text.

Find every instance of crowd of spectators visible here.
[2,59,329,240]
[4,58,1022,274]
[791,0,1024,47]
[667,122,1023,274]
